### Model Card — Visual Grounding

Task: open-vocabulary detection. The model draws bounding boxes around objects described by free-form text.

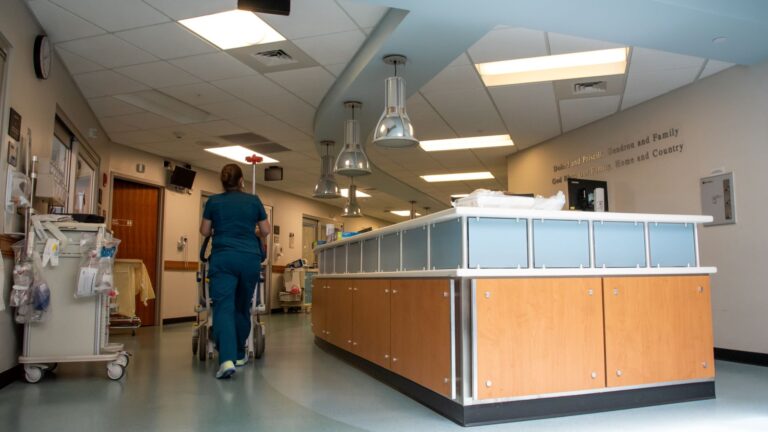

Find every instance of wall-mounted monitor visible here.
[169,165,196,190]
[567,178,608,211]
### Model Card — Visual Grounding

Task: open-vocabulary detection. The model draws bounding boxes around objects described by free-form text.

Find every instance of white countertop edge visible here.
[315,207,713,251]
[314,267,717,279]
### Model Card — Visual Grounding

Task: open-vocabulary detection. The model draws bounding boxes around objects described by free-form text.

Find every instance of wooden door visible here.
[111,178,161,326]
[312,278,327,339]
[475,278,605,399]
[352,279,391,369]
[603,276,715,387]
[390,279,452,397]
[326,279,354,350]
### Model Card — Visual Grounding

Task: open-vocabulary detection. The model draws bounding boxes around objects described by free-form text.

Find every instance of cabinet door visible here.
[352,279,391,369]
[327,279,354,351]
[475,278,605,399]
[603,276,715,387]
[390,279,452,397]
[311,278,327,339]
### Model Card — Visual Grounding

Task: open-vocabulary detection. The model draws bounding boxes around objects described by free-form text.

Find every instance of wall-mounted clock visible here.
[33,35,51,80]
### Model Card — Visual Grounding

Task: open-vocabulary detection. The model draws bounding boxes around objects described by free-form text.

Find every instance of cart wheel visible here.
[107,363,125,380]
[198,326,208,362]
[192,334,199,355]
[116,353,130,367]
[254,323,265,359]
[24,365,43,383]
[47,363,58,373]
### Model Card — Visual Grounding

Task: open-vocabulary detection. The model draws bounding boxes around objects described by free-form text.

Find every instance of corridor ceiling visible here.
[24,0,768,222]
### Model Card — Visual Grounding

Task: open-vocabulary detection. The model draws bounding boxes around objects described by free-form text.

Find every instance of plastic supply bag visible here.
[95,238,121,294]
[76,234,100,298]
[26,253,51,323]
[454,189,566,211]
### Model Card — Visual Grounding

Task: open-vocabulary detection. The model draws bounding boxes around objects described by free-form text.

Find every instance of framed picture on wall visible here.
[7,140,17,167]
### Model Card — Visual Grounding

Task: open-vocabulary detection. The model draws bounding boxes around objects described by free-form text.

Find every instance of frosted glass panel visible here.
[533,219,590,268]
[649,223,696,267]
[402,226,428,271]
[468,218,528,268]
[380,232,400,272]
[362,237,378,273]
[594,221,646,268]
[430,218,462,269]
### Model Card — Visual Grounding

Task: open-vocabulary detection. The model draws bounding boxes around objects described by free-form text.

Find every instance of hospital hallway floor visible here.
[1,313,767,432]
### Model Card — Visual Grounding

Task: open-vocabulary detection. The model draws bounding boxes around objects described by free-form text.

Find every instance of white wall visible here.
[507,62,768,355]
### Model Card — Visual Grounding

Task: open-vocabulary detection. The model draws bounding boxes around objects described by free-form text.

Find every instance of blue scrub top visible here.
[203,191,268,256]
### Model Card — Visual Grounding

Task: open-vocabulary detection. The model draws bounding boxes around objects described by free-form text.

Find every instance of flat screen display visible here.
[169,166,197,189]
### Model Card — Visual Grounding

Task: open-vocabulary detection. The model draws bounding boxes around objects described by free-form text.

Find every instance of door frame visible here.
[109,172,165,326]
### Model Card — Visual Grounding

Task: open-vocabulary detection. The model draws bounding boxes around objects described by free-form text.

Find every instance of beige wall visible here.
[507,62,768,355]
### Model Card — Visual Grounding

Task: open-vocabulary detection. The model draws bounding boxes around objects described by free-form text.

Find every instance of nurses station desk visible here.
[312,207,716,426]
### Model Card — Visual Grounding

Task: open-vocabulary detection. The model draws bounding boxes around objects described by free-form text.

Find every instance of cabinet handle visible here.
[392,357,398,363]
[392,289,398,294]
[347,339,352,344]
[384,289,389,293]
[353,342,358,346]
[384,354,389,359]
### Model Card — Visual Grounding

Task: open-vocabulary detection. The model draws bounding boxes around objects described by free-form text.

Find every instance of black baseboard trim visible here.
[715,347,768,367]
[0,365,22,390]
[162,316,196,325]
[316,337,716,426]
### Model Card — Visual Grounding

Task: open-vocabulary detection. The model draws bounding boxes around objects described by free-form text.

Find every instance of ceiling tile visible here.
[252,93,316,134]
[468,28,547,64]
[490,83,561,149]
[257,0,358,39]
[264,66,335,107]
[335,0,388,28]
[548,32,624,55]
[423,88,507,137]
[559,95,621,132]
[49,0,169,32]
[99,116,138,133]
[115,61,201,88]
[213,75,289,105]
[110,112,181,130]
[230,115,311,143]
[109,129,166,145]
[198,99,267,119]
[55,47,103,74]
[699,59,734,79]
[160,82,235,106]
[293,30,365,66]
[88,96,146,117]
[420,64,485,95]
[324,63,347,77]
[58,34,157,68]
[140,125,205,142]
[27,0,106,42]
[170,52,256,81]
[73,70,148,98]
[621,47,704,110]
[189,120,248,137]
[115,22,217,60]
[142,0,236,20]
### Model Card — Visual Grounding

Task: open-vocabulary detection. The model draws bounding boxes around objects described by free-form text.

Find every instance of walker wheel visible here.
[24,365,43,383]
[116,353,130,367]
[198,326,208,362]
[254,322,265,359]
[107,362,125,380]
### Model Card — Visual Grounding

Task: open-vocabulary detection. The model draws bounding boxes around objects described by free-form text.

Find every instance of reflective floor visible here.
[1,313,767,431]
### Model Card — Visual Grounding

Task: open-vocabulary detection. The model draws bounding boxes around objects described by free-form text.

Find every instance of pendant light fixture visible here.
[373,55,418,148]
[341,177,363,218]
[334,101,371,177]
[312,140,341,199]
[409,200,417,220]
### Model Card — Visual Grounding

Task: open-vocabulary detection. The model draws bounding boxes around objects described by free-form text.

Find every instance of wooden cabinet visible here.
[311,278,328,339]
[352,279,391,369]
[390,279,452,398]
[326,279,354,350]
[603,276,715,387]
[475,278,606,399]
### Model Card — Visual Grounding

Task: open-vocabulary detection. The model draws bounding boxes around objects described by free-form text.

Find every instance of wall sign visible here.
[7,140,17,167]
[700,172,736,226]
[8,108,21,141]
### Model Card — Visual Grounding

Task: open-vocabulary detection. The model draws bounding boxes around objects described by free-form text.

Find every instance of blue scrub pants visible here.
[209,251,261,364]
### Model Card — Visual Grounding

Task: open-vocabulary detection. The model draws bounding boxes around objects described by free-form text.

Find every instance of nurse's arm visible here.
[200,218,212,237]
[257,219,271,253]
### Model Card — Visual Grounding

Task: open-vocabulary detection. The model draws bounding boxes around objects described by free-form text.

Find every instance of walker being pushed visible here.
[193,236,266,361]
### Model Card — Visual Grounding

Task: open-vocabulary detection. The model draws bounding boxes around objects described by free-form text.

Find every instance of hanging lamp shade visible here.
[373,55,418,148]
[334,101,371,177]
[313,141,341,198]
[342,183,363,218]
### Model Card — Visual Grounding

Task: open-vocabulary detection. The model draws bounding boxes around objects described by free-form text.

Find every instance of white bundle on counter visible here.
[454,189,566,211]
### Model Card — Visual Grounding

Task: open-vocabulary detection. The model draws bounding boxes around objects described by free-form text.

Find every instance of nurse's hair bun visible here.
[221,164,244,191]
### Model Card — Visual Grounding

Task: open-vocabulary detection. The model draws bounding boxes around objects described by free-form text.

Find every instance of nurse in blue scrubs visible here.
[200,163,271,379]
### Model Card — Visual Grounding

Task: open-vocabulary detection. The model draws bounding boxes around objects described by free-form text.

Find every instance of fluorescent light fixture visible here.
[421,172,494,182]
[340,188,371,198]
[390,210,421,217]
[476,47,628,87]
[179,10,285,50]
[205,145,278,164]
[450,194,469,199]
[115,90,212,124]
[420,134,514,152]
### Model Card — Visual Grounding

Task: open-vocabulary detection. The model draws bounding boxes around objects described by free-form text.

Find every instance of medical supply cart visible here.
[18,221,130,383]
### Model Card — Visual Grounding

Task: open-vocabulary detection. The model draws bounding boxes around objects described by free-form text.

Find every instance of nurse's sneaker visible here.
[235,356,248,367]
[216,361,236,379]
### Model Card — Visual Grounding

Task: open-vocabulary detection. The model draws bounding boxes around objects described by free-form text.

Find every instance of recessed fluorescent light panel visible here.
[179,10,285,50]
[476,47,628,87]
[421,172,494,182]
[340,188,371,198]
[390,210,421,217]
[205,145,279,164]
[450,194,469,199]
[420,134,514,152]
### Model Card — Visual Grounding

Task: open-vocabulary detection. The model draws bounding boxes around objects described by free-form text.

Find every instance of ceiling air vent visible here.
[251,49,298,67]
[573,80,608,95]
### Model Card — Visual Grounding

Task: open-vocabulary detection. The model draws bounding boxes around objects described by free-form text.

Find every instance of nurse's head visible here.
[221,163,244,192]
